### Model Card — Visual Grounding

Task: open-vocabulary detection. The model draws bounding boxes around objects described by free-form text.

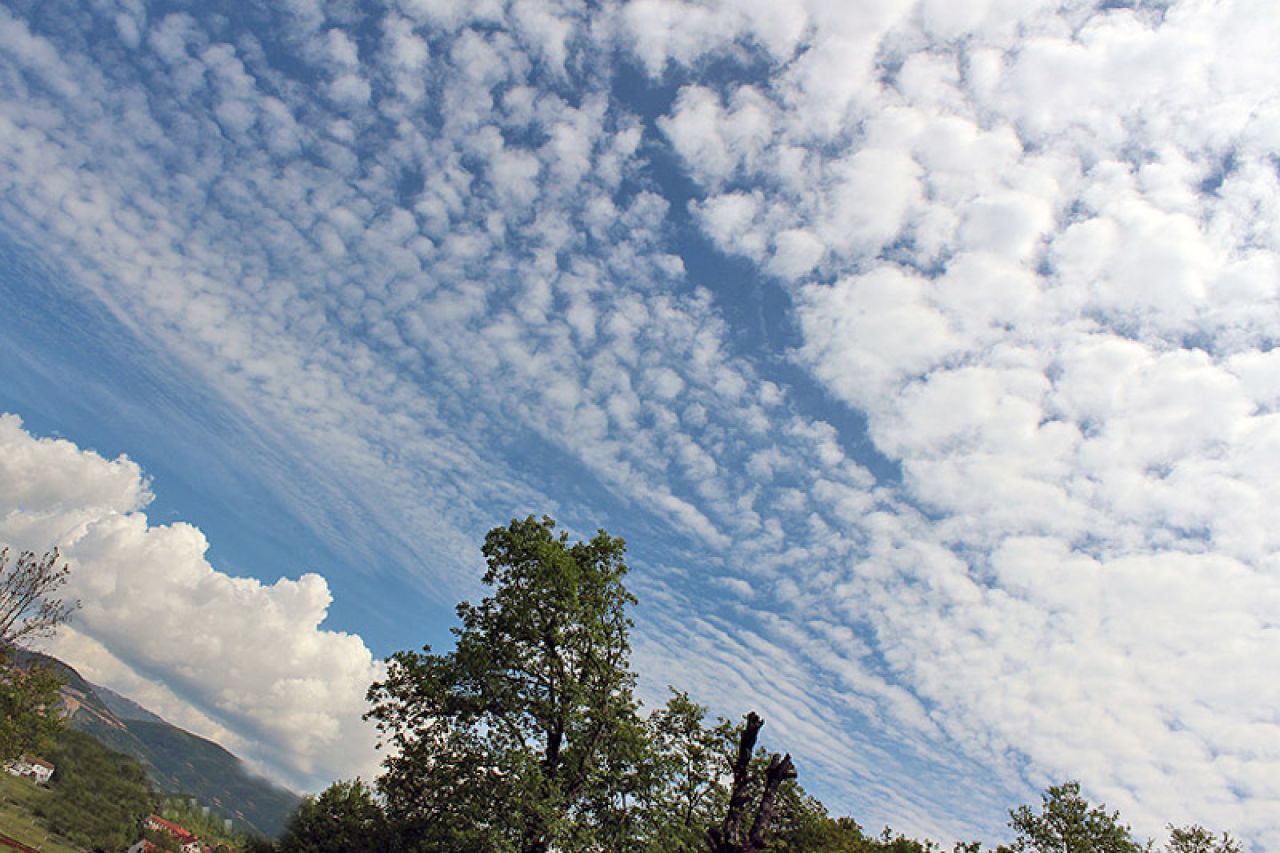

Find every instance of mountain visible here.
[18,651,300,838]
[91,681,168,725]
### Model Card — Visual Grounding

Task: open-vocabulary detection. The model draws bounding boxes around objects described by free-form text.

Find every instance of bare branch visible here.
[0,547,80,653]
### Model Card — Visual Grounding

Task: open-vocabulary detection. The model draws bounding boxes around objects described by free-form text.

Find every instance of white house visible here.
[3,756,54,785]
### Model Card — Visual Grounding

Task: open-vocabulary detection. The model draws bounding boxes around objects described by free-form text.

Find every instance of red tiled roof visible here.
[147,815,197,842]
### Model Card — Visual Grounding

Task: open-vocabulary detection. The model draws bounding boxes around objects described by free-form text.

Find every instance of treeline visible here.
[155,796,249,852]
[30,728,155,850]
[262,754,1242,853]
[14,726,258,853]
[255,517,1242,853]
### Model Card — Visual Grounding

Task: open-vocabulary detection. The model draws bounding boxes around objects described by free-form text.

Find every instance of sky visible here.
[0,0,1278,847]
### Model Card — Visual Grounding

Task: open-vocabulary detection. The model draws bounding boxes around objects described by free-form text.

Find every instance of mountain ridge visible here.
[18,650,299,838]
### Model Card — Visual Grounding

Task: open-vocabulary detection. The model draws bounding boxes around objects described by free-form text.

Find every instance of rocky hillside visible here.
[20,651,299,838]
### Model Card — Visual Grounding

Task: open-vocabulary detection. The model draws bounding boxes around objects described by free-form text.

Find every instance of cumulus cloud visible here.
[0,414,382,790]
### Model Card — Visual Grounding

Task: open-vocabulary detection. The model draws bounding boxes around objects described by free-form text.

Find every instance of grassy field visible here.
[0,772,83,853]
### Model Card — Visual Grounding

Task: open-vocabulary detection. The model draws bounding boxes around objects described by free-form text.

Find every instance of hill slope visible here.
[18,651,299,838]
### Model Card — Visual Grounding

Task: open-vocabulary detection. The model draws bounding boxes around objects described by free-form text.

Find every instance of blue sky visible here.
[2,0,1279,847]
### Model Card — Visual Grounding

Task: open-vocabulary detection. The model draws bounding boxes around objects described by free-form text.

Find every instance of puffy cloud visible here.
[797,268,960,409]
[0,414,382,790]
[659,85,776,188]
[618,0,809,76]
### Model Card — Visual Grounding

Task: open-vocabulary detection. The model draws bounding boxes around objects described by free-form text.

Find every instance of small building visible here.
[142,815,202,853]
[126,842,162,853]
[3,756,54,785]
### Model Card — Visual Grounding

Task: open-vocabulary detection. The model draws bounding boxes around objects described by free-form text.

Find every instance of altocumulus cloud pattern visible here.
[1,0,1279,847]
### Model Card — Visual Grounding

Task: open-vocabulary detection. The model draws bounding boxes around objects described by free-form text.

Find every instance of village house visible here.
[3,756,54,785]
[130,815,202,853]
[125,842,162,853]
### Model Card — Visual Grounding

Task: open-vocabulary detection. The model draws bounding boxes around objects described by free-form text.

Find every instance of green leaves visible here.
[1008,782,1144,853]
[367,515,643,853]
[0,653,64,763]
[277,779,392,853]
[1164,824,1242,853]
[32,728,156,850]
[361,517,1247,853]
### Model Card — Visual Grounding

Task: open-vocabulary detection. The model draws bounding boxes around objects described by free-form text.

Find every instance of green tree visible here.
[870,828,941,853]
[756,784,853,852]
[1008,782,1144,853]
[633,689,735,851]
[634,694,882,853]
[0,658,63,762]
[367,516,645,853]
[1163,825,1241,853]
[278,779,392,853]
[0,547,77,763]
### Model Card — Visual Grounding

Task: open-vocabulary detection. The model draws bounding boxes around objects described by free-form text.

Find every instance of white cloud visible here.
[0,414,382,790]
[659,85,776,188]
[637,0,1280,846]
[797,268,959,409]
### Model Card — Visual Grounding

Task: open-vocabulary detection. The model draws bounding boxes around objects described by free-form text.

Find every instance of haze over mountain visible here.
[21,650,299,839]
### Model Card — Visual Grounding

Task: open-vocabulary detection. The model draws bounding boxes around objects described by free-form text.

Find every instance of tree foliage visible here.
[633,689,736,850]
[367,516,646,853]
[32,728,157,851]
[1008,782,1144,853]
[1163,824,1242,853]
[354,517,1246,853]
[277,779,393,853]
[0,657,63,762]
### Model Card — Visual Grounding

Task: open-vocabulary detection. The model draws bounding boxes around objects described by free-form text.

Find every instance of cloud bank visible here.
[0,414,382,790]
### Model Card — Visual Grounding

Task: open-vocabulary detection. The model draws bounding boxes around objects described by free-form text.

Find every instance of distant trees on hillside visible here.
[33,728,156,850]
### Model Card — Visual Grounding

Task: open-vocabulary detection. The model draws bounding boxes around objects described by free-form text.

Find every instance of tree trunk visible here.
[747,753,796,850]
[707,712,798,853]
